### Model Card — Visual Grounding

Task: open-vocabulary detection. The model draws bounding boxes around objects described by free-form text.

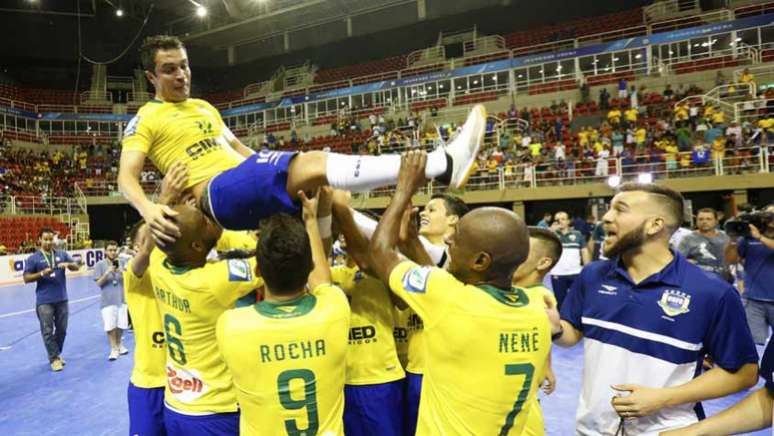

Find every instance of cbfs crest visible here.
[657,289,691,317]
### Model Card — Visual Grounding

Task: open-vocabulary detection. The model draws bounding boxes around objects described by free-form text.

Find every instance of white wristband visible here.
[317,215,332,239]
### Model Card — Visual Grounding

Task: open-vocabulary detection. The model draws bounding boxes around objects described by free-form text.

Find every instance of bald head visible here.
[449,207,529,283]
[160,204,222,264]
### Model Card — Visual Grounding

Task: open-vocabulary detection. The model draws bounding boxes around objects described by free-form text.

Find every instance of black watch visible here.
[551,326,564,341]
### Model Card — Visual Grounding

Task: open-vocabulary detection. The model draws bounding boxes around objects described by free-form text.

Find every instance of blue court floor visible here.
[0,275,767,435]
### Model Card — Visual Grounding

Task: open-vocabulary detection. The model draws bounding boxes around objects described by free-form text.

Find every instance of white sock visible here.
[325,149,447,192]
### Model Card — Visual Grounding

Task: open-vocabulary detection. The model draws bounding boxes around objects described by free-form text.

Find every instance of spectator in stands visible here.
[23,227,83,371]
[550,211,589,309]
[537,212,552,229]
[677,208,731,282]
[741,68,755,91]
[629,85,638,109]
[726,204,774,345]
[599,88,610,110]
[663,84,674,100]
[617,78,628,99]
[607,108,621,127]
[94,241,129,360]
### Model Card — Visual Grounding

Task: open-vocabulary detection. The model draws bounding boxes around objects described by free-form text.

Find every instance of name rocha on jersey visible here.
[259,339,327,363]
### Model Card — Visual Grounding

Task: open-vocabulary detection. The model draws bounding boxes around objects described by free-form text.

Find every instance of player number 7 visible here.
[499,363,534,436]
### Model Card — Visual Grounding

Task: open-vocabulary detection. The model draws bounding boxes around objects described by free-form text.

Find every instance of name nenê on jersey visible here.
[155,286,192,313]
[260,339,326,363]
[499,327,541,354]
[349,325,377,345]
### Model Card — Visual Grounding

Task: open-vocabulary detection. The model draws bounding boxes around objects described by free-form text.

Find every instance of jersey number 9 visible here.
[277,369,319,436]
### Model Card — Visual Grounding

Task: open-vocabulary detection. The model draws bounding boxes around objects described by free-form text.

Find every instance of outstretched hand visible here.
[299,189,320,222]
[396,150,427,196]
[399,204,420,243]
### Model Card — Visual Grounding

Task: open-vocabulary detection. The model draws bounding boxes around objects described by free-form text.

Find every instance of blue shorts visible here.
[163,406,239,436]
[344,379,404,436]
[206,151,300,230]
[404,372,423,436]
[128,383,166,436]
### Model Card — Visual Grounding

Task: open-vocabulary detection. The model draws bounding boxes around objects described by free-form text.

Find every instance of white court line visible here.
[0,294,100,319]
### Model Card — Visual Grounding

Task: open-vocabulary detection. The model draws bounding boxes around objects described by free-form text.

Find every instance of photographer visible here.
[677,208,731,281]
[94,241,128,360]
[726,204,774,345]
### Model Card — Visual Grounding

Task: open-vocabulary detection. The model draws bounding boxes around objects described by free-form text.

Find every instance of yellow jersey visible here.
[331,265,405,385]
[521,284,557,436]
[215,230,257,252]
[393,306,426,375]
[122,98,245,188]
[124,259,166,388]
[148,249,263,414]
[216,284,350,436]
[625,108,638,122]
[389,261,551,435]
[393,306,409,369]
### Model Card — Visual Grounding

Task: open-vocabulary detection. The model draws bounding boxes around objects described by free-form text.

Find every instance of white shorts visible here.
[101,304,129,331]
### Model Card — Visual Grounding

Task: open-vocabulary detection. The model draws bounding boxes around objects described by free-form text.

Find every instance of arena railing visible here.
[353,147,771,199]
[1,196,82,216]
[644,0,701,22]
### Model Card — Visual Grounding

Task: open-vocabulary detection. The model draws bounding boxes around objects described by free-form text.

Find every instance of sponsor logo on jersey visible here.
[349,325,377,344]
[657,289,691,317]
[152,331,165,349]
[227,259,252,282]
[403,267,431,293]
[166,366,207,402]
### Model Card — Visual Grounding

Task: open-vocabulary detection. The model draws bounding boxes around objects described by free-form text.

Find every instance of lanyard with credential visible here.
[41,250,55,270]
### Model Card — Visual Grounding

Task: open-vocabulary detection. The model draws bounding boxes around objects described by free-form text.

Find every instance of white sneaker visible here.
[119,344,129,355]
[108,349,119,361]
[444,104,487,189]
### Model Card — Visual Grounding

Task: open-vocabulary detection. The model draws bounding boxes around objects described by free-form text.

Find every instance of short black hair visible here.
[528,227,563,270]
[106,240,119,248]
[696,208,718,219]
[256,214,313,296]
[431,194,469,218]
[38,227,54,238]
[616,183,685,232]
[140,35,185,72]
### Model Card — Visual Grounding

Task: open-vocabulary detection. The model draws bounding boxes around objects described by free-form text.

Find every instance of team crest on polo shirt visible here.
[569,234,576,241]
[657,289,691,317]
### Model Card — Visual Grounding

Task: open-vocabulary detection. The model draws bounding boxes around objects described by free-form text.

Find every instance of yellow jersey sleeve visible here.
[330,265,359,294]
[523,285,556,310]
[123,259,166,388]
[207,257,264,308]
[214,230,257,252]
[388,260,455,328]
[122,107,155,154]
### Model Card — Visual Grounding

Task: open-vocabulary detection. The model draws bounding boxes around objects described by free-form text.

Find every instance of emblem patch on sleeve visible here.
[123,115,141,136]
[402,267,431,293]
[227,259,252,282]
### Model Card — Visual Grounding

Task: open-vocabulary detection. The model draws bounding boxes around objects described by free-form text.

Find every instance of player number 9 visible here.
[277,369,320,436]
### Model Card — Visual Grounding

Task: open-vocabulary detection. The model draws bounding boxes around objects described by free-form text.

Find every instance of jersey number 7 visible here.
[499,363,534,435]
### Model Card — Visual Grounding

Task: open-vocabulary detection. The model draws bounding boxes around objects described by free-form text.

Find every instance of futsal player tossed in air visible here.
[369,151,554,435]
[511,227,564,435]
[216,189,350,436]
[124,161,188,436]
[146,202,264,435]
[118,35,485,246]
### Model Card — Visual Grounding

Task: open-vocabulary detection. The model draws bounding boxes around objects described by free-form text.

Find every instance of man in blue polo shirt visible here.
[660,336,774,435]
[551,183,758,435]
[726,204,774,345]
[23,227,83,371]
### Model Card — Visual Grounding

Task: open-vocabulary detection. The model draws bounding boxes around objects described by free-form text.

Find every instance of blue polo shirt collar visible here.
[606,249,684,287]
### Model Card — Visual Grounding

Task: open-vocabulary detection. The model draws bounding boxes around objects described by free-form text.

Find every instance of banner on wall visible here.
[0,248,105,286]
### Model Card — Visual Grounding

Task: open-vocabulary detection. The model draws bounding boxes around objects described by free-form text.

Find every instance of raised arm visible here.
[370,151,427,284]
[332,191,372,271]
[300,189,332,289]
